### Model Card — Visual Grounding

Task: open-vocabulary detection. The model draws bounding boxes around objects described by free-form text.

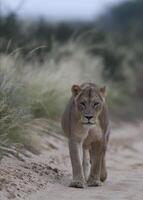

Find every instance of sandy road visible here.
[27,122,143,200]
[0,122,143,200]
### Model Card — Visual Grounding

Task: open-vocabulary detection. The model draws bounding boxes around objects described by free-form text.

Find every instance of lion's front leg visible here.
[82,149,90,181]
[88,142,105,187]
[100,157,107,182]
[69,137,86,188]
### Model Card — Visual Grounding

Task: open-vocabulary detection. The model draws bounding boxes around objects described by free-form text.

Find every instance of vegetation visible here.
[0,0,143,154]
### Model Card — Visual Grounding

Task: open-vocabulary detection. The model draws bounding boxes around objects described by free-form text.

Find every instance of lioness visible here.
[61,82,110,188]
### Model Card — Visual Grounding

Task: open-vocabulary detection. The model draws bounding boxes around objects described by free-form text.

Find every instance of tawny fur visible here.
[61,82,110,188]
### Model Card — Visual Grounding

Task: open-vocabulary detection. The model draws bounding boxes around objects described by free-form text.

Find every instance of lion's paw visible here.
[69,178,86,188]
[87,176,102,187]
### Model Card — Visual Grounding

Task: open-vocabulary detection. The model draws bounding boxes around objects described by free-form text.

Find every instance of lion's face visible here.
[72,84,106,127]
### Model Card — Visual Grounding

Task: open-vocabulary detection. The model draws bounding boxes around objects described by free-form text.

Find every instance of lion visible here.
[61,82,110,188]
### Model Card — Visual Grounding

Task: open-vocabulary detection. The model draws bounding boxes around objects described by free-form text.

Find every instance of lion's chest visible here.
[74,125,89,142]
[74,122,103,145]
[83,125,103,149]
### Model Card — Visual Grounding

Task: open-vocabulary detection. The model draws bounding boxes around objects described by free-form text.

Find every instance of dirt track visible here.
[0,122,143,200]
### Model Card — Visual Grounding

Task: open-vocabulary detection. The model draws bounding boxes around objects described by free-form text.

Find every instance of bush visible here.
[0,55,32,156]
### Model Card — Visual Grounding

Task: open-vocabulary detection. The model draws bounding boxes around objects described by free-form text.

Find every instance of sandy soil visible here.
[0,121,143,200]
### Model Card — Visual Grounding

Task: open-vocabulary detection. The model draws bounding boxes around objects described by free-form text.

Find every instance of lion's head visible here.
[71,83,107,127]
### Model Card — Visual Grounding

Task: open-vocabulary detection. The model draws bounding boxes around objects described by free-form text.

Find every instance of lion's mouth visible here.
[82,122,95,125]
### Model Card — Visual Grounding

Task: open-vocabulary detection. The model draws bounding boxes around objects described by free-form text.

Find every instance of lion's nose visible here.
[85,115,93,121]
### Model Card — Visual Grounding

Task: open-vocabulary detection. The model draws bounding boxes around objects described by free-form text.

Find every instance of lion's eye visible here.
[80,102,85,107]
[94,102,99,107]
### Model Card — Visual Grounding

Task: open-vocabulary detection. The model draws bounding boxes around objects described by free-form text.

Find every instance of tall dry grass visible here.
[0,42,105,155]
[24,42,104,119]
[0,40,141,157]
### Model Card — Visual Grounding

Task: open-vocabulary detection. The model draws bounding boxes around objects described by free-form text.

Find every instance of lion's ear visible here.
[100,86,107,97]
[71,85,81,96]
